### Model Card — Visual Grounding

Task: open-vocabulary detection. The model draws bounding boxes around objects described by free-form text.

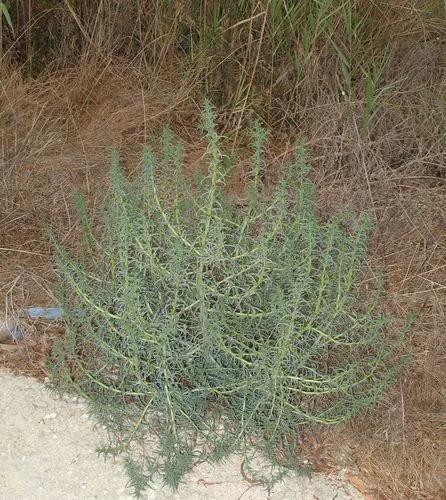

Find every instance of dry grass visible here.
[0,60,201,373]
[320,179,446,499]
[1,1,445,496]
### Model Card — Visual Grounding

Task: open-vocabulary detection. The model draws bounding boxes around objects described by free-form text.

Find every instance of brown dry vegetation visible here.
[1,1,445,498]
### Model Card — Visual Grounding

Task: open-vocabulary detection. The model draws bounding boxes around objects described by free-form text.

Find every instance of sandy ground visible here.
[0,370,361,500]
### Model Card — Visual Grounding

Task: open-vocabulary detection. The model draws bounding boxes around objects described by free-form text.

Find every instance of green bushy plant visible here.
[50,103,408,496]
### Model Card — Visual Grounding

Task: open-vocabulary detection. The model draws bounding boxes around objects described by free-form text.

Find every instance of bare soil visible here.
[0,370,361,500]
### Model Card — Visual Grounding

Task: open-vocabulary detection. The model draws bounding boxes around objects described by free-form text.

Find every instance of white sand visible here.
[0,371,361,499]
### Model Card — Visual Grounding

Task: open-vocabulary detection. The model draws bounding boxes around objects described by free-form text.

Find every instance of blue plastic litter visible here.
[24,307,64,320]
[0,318,24,342]
[9,323,23,341]
[1,307,65,344]
[6,322,23,341]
